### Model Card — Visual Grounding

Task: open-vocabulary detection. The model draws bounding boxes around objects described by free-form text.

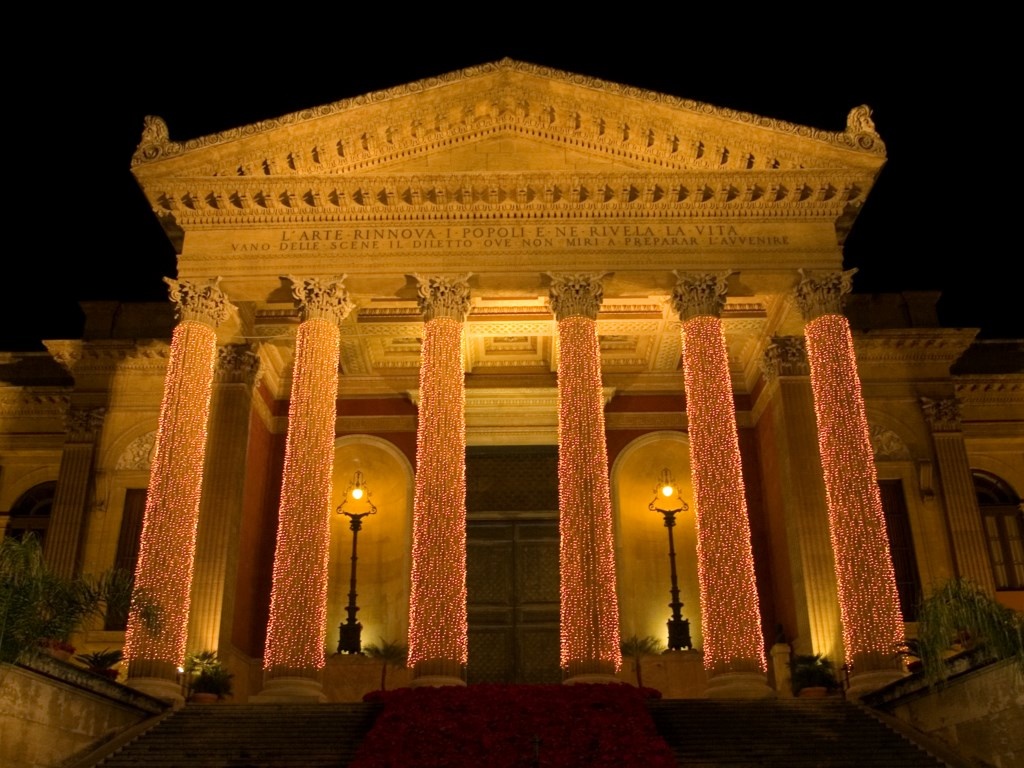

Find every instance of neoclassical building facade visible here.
[2,60,1021,704]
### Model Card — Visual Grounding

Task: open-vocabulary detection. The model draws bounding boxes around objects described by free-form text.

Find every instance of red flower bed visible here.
[351,683,676,768]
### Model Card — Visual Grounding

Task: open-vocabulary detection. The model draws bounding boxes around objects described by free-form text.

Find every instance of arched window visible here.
[974,470,1024,590]
[4,481,56,549]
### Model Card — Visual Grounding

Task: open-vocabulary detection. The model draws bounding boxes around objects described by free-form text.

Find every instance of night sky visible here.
[9,31,1016,351]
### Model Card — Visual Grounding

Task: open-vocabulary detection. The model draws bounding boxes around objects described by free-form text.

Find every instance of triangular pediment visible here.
[132,59,886,183]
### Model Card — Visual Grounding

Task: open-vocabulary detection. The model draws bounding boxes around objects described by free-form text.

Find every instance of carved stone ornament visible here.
[547,273,606,320]
[414,274,472,322]
[164,277,233,327]
[670,271,732,321]
[869,424,911,460]
[285,275,355,325]
[116,432,157,471]
[793,268,856,322]
[845,106,880,150]
[136,115,171,163]
[920,396,962,432]
[66,407,106,442]
[761,336,809,380]
[216,343,262,385]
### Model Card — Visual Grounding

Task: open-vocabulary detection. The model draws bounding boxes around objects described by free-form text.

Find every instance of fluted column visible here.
[187,344,262,656]
[794,269,905,698]
[920,397,995,593]
[44,407,105,577]
[761,338,843,663]
[408,274,471,686]
[124,278,232,704]
[256,276,353,703]
[549,273,621,683]
[671,272,770,698]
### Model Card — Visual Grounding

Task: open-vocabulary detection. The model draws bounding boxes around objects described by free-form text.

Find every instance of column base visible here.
[249,676,327,703]
[706,671,775,699]
[845,668,905,700]
[564,672,620,685]
[127,677,185,708]
[409,675,467,688]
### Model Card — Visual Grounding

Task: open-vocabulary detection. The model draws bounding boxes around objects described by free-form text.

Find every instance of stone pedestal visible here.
[249,676,327,703]
[705,671,775,699]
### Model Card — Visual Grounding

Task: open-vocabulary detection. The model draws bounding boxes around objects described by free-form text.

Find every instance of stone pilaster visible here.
[408,275,471,686]
[188,344,262,657]
[794,269,904,698]
[549,273,621,683]
[125,277,232,705]
[920,397,995,593]
[672,272,770,698]
[257,277,353,703]
[44,407,105,578]
[761,338,843,665]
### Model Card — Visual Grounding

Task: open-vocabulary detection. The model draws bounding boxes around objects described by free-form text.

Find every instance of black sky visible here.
[8,30,1018,351]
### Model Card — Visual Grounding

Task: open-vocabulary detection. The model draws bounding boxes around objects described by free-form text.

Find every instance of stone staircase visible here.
[85,702,380,767]
[648,698,961,767]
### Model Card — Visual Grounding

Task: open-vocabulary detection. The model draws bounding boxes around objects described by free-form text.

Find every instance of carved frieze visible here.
[414,274,472,322]
[285,275,355,325]
[548,274,605,320]
[793,268,855,322]
[671,271,731,321]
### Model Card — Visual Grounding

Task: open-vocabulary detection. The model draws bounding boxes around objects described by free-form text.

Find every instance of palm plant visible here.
[620,634,664,688]
[363,639,408,691]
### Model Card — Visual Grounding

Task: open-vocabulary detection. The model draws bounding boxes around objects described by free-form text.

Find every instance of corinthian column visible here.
[255,276,353,703]
[548,273,621,683]
[124,277,232,704]
[671,272,770,698]
[920,397,995,593]
[794,269,905,698]
[408,274,471,686]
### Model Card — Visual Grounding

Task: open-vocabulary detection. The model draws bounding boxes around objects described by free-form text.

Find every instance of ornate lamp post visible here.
[336,470,376,654]
[649,468,693,651]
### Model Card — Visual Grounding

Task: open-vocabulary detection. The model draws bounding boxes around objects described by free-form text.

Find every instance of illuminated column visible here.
[671,272,770,699]
[44,407,105,577]
[408,274,470,686]
[256,277,353,703]
[920,397,995,593]
[187,344,262,656]
[124,278,231,704]
[761,338,843,663]
[548,273,621,683]
[794,269,905,698]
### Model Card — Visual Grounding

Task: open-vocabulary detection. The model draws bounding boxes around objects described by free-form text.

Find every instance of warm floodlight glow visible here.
[680,317,766,674]
[804,313,905,670]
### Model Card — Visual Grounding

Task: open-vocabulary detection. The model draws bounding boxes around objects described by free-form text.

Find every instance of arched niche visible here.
[327,435,413,654]
[611,431,702,652]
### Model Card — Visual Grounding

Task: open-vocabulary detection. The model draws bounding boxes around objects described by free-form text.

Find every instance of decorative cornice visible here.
[793,268,855,322]
[285,275,355,325]
[0,390,68,417]
[548,273,606,320]
[921,396,962,432]
[165,277,233,327]
[45,341,171,376]
[670,271,731,321]
[851,329,978,366]
[143,170,868,226]
[761,336,809,380]
[414,274,472,322]
[133,59,884,174]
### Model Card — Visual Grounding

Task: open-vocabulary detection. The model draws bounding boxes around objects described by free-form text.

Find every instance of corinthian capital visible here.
[164,277,233,327]
[793,269,856,322]
[761,336,809,380]
[66,407,106,442]
[286,275,355,325]
[671,271,731,321]
[547,273,606,320]
[215,343,263,385]
[414,274,472,322]
[921,396,962,432]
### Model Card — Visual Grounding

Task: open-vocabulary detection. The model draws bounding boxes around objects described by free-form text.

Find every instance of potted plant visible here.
[620,634,664,690]
[363,639,407,692]
[185,650,233,702]
[74,648,123,680]
[789,653,839,697]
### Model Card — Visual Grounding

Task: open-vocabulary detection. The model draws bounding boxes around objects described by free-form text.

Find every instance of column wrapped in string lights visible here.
[124,278,231,699]
[671,272,769,696]
[408,274,471,685]
[260,276,353,699]
[794,269,904,687]
[549,273,621,682]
